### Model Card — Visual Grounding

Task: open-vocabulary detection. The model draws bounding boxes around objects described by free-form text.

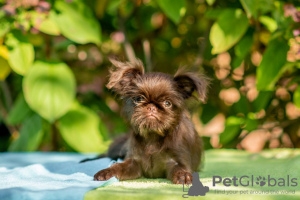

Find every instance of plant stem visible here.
[45,34,52,60]
[117,8,137,62]
[0,80,13,110]
[143,39,152,72]
[51,123,59,151]
[192,21,213,70]
[0,82,18,135]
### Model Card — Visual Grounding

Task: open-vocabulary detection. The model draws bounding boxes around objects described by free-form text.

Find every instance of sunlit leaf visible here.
[219,116,243,145]
[57,102,109,153]
[8,114,43,151]
[210,9,249,54]
[36,11,60,36]
[256,39,289,91]
[6,94,34,125]
[240,0,274,19]
[53,0,101,44]
[23,61,76,122]
[156,0,186,24]
[206,0,215,6]
[0,56,10,80]
[5,30,34,75]
[0,45,9,59]
[293,86,300,108]
[259,16,278,33]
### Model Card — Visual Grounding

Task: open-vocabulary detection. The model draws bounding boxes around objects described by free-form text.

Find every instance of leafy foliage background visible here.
[0,0,300,153]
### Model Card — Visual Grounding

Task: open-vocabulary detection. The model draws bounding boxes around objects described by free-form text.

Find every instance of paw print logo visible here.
[256,176,266,186]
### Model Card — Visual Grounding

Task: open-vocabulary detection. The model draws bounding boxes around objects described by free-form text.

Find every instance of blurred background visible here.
[0,0,299,153]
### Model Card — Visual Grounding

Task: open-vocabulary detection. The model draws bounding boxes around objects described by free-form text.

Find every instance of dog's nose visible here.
[147,105,157,113]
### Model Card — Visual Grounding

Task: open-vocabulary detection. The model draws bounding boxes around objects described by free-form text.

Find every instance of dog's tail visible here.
[79,134,129,163]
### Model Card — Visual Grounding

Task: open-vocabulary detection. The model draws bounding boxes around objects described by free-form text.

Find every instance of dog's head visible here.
[107,58,209,137]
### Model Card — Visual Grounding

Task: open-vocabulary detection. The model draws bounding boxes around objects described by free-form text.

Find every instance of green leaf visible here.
[252,91,272,112]
[219,116,243,145]
[259,16,278,33]
[293,86,300,108]
[233,96,249,115]
[240,0,274,19]
[57,103,108,153]
[233,31,253,69]
[23,61,76,122]
[244,117,258,132]
[232,57,244,69]
[7,94,34,125]
[5,30,34,75]
[156,0,186,24]
[210,9,249,54]
[204,8,224,20]
[256,39,289,91]
[200,102,219,124]
[53,0,101,44]
[234,33,253,58]
[8,114,43,151]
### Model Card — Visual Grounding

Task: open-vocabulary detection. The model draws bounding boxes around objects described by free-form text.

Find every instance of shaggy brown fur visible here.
[94,58,209,184]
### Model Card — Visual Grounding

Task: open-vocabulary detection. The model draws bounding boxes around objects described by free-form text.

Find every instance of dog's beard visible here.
[131,110,175,137]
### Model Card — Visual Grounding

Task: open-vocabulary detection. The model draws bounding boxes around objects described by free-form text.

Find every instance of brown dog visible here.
[94,58,209,184]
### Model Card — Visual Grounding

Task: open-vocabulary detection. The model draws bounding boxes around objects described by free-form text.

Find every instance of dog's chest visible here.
[136,142,170,178]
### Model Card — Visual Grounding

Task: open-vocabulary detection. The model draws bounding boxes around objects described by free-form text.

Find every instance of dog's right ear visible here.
[106,58,144,95]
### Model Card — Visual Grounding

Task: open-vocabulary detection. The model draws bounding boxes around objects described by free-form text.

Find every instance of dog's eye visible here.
[163,100,172,108]
[133,96,145,103]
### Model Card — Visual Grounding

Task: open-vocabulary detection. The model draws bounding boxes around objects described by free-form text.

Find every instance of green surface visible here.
[85,149,300,200]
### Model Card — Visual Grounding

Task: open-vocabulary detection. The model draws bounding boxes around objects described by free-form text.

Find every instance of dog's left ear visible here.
[174,70,210,102]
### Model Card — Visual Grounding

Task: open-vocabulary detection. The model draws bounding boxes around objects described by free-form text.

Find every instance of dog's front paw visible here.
[94,168,115,181]
[172,170,193,185]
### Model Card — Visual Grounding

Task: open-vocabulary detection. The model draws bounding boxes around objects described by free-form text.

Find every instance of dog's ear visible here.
[174,69,210,102]
[107,58,144,95]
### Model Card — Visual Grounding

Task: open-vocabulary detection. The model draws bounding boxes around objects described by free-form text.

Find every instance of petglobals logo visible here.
[212,175,298,187]
[178,174,298,198]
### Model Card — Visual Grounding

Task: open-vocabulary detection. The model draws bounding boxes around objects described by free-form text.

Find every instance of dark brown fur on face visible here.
[94,58,209,184]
